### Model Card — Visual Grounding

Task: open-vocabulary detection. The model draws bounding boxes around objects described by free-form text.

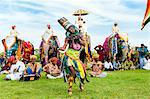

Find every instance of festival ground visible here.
[0,70,149,99]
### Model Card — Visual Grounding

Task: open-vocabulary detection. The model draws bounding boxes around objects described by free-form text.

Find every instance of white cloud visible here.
[0,0,150,52]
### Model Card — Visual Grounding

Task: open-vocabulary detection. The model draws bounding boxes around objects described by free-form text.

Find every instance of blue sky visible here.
[0,0,150,52]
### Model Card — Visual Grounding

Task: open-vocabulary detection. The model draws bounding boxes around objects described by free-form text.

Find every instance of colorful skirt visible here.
[62,48,86,81]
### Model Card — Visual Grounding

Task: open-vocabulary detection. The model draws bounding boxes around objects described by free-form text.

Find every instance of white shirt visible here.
[104,61,113,69]
[112,26,119,34]
[10,60,25,74]
[10,30,18,37]
[42,29,55,43]
[44,29,55,35]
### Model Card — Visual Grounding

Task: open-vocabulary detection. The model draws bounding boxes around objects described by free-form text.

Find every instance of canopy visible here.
[73,9,89,16]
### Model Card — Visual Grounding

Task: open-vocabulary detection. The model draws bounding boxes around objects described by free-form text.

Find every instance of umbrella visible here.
[73,9,89,16]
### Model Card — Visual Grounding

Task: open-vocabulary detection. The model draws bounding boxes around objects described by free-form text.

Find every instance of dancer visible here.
[58,17,88,95]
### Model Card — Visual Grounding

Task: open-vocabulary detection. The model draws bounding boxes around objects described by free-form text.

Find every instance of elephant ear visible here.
[5,35,16,50]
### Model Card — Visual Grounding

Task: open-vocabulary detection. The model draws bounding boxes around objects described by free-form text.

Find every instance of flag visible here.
[141,0,150,30]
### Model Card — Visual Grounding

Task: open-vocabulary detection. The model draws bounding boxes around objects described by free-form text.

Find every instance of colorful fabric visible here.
[142,0,150,30]
[6,43,18,58]
[103,33,128,60]
[22,42,34,61]
[40,36,60,66]
[118,33,128,42]
[26,64,42,75]
[103,37,110,54]
[63,48,85,79]
[111,37,118,56]
[8,56,15,63]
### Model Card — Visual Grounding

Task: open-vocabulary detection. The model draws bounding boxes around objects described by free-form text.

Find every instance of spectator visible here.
[0,55,4,66]
[4,56,25,80]
[43,57,63,79]
[23,55,42,81]
[143,55,150,70]
[0,56,14,74]
[94,45,104,62]
[113,59,121,70]
[138,44,148,69]
[104,59,114,71]
[90,60,107,78]
[122,57,134,70]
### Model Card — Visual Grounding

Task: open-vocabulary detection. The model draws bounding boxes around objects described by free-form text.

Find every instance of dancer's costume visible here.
[58,17,87,83]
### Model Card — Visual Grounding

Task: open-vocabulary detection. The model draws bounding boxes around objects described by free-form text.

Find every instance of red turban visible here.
[12,25,16,29]
[47,24,51,28]
[8,56,15,63]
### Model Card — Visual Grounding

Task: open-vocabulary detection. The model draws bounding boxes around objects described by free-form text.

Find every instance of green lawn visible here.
[0,70,150,99]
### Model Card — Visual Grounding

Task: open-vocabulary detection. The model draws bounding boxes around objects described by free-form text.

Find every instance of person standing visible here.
[94,45,104,62]
[138,44,148,69]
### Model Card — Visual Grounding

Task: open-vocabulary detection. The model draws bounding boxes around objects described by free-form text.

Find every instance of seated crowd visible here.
[0,55,62,81]
[0,44,149,81]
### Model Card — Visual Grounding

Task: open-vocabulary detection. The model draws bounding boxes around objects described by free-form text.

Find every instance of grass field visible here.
[0,70,150,99]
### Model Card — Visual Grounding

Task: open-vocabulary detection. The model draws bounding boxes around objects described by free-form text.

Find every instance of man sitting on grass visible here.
[0,58,11,74]
[90,59,107,78]
[143,55,150,70]
[119,57,135,70]
[104,59,114,71]
[43,57,63,79]
[4,56,25,80]
[23,55,42,81]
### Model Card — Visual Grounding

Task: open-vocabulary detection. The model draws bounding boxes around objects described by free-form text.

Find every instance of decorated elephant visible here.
[39,28,60,67]
[80,33,92,64]
[2,35,18,58]
[58,17,89,95]
[2,35,34,63]
[103,33,129,61]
